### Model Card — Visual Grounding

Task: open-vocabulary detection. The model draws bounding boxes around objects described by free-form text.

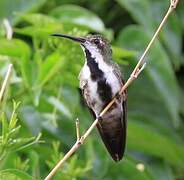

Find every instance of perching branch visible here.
[76,118,80,141]
[45,1,179,179]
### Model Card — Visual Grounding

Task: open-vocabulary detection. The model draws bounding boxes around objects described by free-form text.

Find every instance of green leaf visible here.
[0,39,30,59]
[178,2,184,28]
[28,150,39,176]
[0,169,33,180]
[128,121,184,167]
[37,52,65,87]
[50,5,105,32]
[147,161,175,180]
[15,24,62,39]
[116,0,182,68]
[17,13,58,26]
[20,106,43,135]
[47,96,72,119]
[9,101,20,130]
[1,113,8,143]
[112,46,135,65]
[117,25,180,127]
[108,157,153,180]
[14,13,64,38]
[0,38,32,87]
[116,0,154,28]
[0,0,46,24]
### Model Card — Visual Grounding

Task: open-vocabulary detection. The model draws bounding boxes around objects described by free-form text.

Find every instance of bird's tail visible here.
[96,114,126,161]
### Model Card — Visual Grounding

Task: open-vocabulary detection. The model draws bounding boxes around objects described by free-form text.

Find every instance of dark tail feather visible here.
[86,99,127,161]
[96,116,126,162]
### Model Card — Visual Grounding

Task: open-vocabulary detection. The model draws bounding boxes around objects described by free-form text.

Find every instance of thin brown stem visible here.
[45,1,179,179]
[76,118,80,141]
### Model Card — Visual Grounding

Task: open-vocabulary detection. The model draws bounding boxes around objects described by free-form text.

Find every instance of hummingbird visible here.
[52,33,127,161]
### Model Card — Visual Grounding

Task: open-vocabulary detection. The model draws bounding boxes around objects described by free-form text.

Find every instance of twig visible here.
[0,64,13,103]
[45,1,179,179]
[76,118,80,141]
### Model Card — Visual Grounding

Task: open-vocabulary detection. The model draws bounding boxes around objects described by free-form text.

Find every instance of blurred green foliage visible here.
[0,0,184,179]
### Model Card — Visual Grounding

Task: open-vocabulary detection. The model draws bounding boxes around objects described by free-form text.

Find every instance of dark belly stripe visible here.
[85,49,103,81]
[84,48,112,104]
[97,78,112,103]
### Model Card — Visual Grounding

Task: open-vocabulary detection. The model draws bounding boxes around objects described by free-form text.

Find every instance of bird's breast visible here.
[80,64,121,116]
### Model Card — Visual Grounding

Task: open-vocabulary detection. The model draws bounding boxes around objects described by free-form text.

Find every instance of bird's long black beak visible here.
[51,33,86,43]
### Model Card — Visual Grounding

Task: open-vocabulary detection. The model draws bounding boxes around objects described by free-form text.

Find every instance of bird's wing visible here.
[96,72,127,161]
[112,64,127,128]
[112,62,124,83]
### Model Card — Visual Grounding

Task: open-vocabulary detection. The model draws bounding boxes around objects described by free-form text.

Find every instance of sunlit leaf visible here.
[37,52,65,87]
[0,38,31,87]
[50,5,105,32]
[0,169,33,180]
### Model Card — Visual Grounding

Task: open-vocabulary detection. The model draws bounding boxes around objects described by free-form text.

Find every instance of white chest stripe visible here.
[80,44,121,114]
[83,44,121,96]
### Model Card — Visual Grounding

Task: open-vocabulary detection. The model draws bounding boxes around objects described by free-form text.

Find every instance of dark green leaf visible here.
[128,121,184,167]
[0,0,46,23]
[117,25,180,127]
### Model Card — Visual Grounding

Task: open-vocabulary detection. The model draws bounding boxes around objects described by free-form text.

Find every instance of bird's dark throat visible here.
[84,49,112,104]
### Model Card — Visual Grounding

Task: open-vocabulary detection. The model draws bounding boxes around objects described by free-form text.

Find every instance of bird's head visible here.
[51,33,112,62]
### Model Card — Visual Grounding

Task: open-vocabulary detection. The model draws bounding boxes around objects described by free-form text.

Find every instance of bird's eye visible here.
[94,39,100,45]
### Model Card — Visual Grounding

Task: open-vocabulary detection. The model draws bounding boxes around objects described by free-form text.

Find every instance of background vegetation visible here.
[0,0,184,179]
